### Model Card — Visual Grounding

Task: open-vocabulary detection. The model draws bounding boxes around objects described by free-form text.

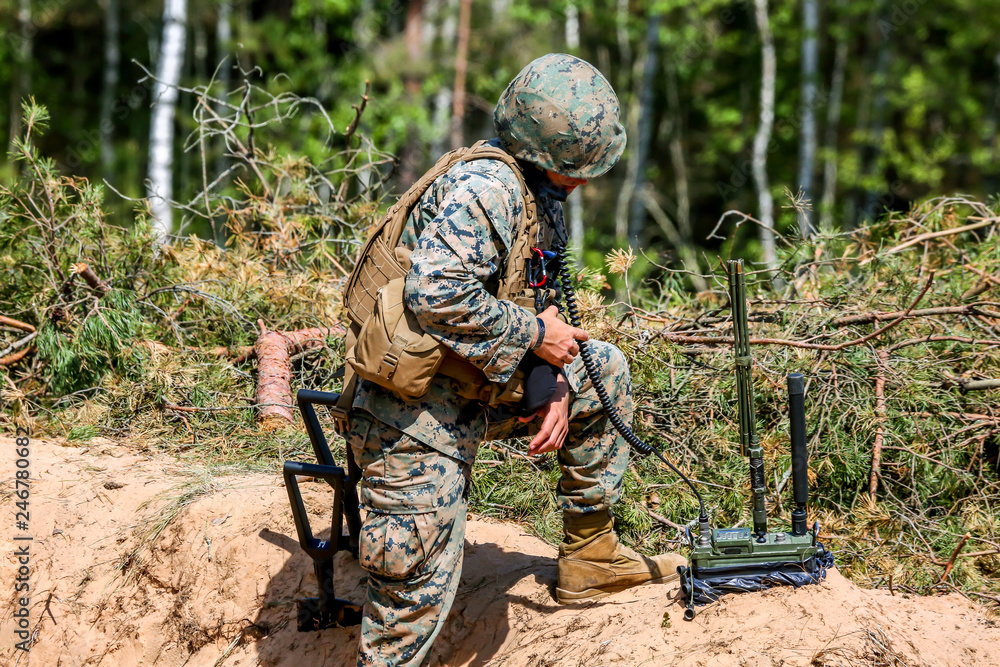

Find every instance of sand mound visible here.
[2,436,998,666]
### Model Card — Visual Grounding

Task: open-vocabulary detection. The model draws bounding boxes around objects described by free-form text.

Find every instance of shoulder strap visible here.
[343,141,538,327]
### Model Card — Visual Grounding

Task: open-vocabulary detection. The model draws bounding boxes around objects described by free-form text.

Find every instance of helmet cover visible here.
[494,53,626,180]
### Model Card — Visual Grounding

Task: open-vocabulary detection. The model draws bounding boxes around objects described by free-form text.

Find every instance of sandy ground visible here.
[1,436,998,667]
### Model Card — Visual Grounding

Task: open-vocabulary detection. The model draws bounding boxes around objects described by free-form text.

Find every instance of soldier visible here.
[343,53,686,666]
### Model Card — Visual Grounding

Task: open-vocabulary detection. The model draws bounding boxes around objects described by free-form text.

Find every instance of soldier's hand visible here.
[522,373,570,455]
[534,305,589,367]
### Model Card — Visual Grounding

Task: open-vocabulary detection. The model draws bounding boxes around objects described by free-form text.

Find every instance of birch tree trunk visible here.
[7,0,32,158]
[214,0,233,244]
[566,2,583,258]
[567,189,584,260]
[615,0,631,64]
[565,1,580,51]
[752,0,777,269]
[820,10,849,230]
[100,0,120,183]
[796,0,818,238]
[449,0,472,150]
[147,0,188,243]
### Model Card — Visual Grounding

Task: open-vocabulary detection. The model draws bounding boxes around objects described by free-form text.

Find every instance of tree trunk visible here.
[752,0,777,269]
[614,58,641,246]
[100,0,121,184]
[615,0,631,64]
[215,1,233,115]
[429,0,455,158]
[214,0,233,245]
[820,7,849,230]
[449,0,471,150]
[254,324,345,430]
[565,1,580,50]
[7,0,32,160]
[661,54,702,289]
[665,58,691,241]
[147,0,188,243]
[567,188,584,261]
[862,18,891,221]
[627,13,660,243]
[987,51,1000,197]
[796,0,818,238]
[399,0,425,186]
[565,1,583,260]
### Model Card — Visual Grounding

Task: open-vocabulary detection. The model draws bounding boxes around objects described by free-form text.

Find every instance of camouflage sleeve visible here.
[404,165,539,384]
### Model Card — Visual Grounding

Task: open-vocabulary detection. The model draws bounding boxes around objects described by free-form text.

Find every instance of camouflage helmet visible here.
[494,53,626,180]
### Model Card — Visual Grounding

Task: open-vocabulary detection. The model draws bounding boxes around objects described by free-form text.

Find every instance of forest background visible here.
[3,0,1000,610]
[4,0,1000,263]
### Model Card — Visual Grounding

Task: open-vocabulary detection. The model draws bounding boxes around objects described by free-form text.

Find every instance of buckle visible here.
[330,406,350,434]
[378,352,399,379]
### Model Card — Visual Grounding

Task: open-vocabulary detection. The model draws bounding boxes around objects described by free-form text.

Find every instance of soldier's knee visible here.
[596,341,630,385]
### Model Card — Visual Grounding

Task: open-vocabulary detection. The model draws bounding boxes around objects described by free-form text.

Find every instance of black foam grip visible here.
[787,373,809,506]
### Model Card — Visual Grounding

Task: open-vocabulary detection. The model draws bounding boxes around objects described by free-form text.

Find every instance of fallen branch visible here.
[861,217,997,264]
[196,345,255,361]
[163,402,293,412]
[639,504,687,534]
[831,304,999,327]
[940,532,972,583]
[0,315,36,333]
[900,411,999,422]
[963,263,1000,287]
[71,262,111,294]
[942,375,1000,393]
[254,321,345,430]
[888,335,1000,353]
[663,274,935,351]
[0,346,34,367]
[0,331,39,360]
[870,350,889,500]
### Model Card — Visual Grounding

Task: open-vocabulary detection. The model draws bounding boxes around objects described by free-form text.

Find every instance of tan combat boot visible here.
[556,510,687,604]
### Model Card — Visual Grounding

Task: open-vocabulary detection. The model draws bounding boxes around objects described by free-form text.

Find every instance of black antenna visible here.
[787,373,809,537]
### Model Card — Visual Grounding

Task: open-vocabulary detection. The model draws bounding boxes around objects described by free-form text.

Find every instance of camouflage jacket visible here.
[353,139,568,463]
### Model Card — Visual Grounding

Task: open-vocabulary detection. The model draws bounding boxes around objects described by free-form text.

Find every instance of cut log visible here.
[254,322,345,431]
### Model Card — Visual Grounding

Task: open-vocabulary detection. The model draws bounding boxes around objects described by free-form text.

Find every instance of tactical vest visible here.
[340,140,545,409]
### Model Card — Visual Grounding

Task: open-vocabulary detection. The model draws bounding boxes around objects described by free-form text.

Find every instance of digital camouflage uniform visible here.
[343,54,630,667]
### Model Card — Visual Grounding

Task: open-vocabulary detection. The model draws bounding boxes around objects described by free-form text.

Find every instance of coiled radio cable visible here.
[551,247,709,527]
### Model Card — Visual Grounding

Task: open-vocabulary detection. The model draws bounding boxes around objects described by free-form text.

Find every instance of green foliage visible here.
[0,97,384,460]
[34,289,144,396]
[3,4,1000,604]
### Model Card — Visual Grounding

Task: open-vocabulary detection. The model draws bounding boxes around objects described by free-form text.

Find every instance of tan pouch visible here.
[347,277,446,400]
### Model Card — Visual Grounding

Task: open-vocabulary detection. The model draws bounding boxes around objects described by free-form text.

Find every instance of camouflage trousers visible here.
[344,341,633,667]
